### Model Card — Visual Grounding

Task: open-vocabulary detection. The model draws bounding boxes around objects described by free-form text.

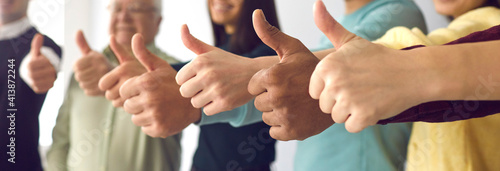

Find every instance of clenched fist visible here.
[119,34,200,138]
[176,25,264,115]
[73,30,112,96]
[309,0,434,133]
[248,9,334,141]
[99,36,147,107]
[26,33,57,94]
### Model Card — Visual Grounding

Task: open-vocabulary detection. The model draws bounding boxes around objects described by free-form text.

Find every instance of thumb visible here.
[110,35,135,64]
[132,33,169,72]
[30,33,44,57]
[252,9,309,60]
[181,24,217,55]
[313,0,357,49]
[75,30,92,55]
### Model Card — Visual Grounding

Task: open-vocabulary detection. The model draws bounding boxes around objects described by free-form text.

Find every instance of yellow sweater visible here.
[375,7,500,48]
[373,7,500,171]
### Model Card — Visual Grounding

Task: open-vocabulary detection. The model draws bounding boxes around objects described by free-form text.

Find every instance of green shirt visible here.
[46,43,182,171]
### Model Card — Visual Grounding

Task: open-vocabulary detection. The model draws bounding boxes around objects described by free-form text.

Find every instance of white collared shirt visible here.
[0,17,60,86]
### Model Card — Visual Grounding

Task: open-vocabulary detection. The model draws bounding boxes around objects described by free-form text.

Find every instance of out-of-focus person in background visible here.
[46,0,181,170]
[0,0,62,170]
[370,0,500,170]
[177,0,280,170]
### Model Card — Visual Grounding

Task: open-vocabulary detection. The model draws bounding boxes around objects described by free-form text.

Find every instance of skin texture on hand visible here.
[98,35,147,107]
[309,0,434,133]
[27,33,57,94]
[176,25,262,115]
[119,34,201,138]
[73,30,112,96]
[247,9,334,141]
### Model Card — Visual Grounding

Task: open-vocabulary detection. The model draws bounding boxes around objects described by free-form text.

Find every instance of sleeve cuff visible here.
[197,99,263,127]
[20,46,61,86]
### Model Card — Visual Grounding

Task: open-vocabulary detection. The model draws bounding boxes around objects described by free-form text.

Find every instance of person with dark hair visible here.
[0,0,62,170]
[189,0,279,170]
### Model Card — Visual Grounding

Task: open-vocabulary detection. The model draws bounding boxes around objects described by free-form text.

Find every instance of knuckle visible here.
[265,67,285,85]
[131,118,141,126]
[27,61,37,70]
[203,70,220,84]
[261,114,272,126]
[74,72,83,81]
[217,98,233,112]
[105,91,114,100]
[138,74,159,91]
[331,114,343,123]
[345,123,362,133]
[191,98,203,108]
[84,90,95,96]
[151,123,165,136]
[316,60,332,75]
[192,56,207,68]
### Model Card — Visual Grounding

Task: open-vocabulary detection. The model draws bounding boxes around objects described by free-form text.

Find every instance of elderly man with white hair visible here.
[46,0,181,170]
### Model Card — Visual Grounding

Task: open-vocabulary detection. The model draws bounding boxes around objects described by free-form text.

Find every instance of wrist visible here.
[251,56,280,71]
[412,45,470,102]
[190,107,202,124]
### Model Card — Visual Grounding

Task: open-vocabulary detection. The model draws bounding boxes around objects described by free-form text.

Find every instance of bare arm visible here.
[418,40,500,102]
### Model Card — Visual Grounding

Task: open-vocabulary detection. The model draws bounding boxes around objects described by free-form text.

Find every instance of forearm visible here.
[312,48,336,60]
[251,55,280,70]
[418,40,500,101]
[378,100,500,124]
[251,48,335,67]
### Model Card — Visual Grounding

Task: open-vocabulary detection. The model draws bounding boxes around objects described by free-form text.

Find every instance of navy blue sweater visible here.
[0,27,62,171]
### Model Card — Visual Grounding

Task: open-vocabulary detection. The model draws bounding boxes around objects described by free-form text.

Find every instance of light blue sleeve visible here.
[351,1,427,41]
[314,0,427,51]
[197,99,263,127]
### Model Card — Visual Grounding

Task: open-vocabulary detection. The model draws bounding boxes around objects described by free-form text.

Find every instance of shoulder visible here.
[353,0,427,40]
[362,0,422,17]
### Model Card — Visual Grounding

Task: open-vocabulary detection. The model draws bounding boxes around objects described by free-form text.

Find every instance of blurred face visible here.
[109,0,161,47]
[0,0,29,24]
[208,0,244,33]
[433,0,487,18]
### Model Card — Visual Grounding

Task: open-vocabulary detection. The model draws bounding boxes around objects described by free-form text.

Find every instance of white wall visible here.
[28,0,65,147]
[35,0,450,171]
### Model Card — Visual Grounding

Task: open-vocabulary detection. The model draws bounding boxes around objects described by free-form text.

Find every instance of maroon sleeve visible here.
[378,24,500,124]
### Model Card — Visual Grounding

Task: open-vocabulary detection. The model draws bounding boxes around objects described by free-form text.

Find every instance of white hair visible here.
[108,0,162,14]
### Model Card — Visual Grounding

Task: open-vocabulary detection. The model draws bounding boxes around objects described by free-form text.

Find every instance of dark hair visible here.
[210,0,280,54]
